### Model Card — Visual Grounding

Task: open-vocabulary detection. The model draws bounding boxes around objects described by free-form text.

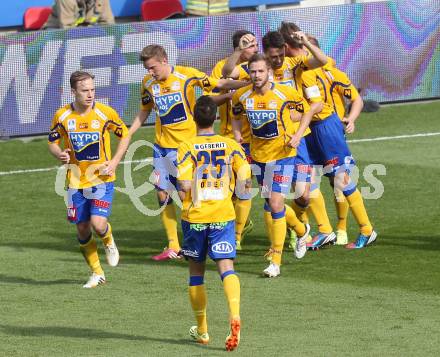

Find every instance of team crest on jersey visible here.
[91,120,100,129]
[283,69,293,79]
[269,100,277,109]
[152,84,161,96]
[155,92,187,126]
[247,110,279,139]
[171,81,180,91]
[67,119,76,131]
[69,132,100,161]
[246,98,254,109]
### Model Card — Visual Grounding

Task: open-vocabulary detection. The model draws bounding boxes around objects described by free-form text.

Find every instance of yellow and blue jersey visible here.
[208,58,251,142]
[285,55,334,121]
[231,83,310,163]
[323,65,360,119]
[270,59,311,137]
[177,134,251,223]
[48,102,128,189]
[141,66,219,148]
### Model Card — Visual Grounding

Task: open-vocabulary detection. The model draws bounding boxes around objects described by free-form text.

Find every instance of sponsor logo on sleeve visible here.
[202,77,211,88]
[344,89,352,98]
[48,131,61,142]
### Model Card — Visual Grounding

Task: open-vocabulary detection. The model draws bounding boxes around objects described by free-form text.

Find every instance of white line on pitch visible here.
[348,132,440,143]
[1,132,439,176]
[0,159,152,176]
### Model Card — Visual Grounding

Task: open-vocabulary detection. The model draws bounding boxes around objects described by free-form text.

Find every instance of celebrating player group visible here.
[48,22,377,352]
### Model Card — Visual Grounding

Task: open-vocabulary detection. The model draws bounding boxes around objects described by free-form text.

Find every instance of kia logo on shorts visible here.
[212,242,234,254]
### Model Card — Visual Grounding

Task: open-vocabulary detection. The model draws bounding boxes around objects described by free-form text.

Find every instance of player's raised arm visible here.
[291,31,327,69]
[222,31,258,79]
[216,78,249,91]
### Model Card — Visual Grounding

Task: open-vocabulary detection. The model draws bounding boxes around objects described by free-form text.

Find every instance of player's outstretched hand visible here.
[343,118,355,134]
[58,148,71,164]
[286,133,301,148]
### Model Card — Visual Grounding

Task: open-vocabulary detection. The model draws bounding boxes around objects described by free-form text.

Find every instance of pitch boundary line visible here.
[1,132,439,176]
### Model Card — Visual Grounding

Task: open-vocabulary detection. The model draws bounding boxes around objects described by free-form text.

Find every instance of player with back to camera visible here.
[208,29,259,251]
[177,95,251,351]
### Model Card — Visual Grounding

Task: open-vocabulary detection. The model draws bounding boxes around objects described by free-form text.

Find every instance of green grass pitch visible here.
[0,102,439,356]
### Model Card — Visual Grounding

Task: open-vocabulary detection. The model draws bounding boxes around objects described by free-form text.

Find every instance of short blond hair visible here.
[70,71,94,89]
[139,45,168,62]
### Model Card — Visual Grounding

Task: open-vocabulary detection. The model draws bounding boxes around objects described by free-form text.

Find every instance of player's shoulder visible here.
[94,102,120,121]
[142,74,155,89]
[175,65,206,79]
[222,136,243,151]
[329,66,350,83]
[272,82,296,98]
[211,58,227,79]
[233,84,253,100]
[54,104,73,122]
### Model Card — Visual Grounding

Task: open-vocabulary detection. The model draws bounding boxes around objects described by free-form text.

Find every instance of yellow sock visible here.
[308,189,333,234]
[345,189,373,236]
[222,272,240,319]
[189,279,207,334]
[234,199,252,242]
[285,205,306,237]
[79,236,103,275]
[161,203,180,251]
[271,213,287,266]
[98,222,113,246]
[263,203,273,244]
[292,201,309,224]
[334,193,349,232]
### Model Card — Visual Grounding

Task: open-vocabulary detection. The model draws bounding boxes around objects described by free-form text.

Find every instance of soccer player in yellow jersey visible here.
[281,24,377,250]
[308,34,365,245]
[128,45,248,261]
[262,30,326,249]
[209,30,258,249]
[177,96,251,351]
[232,54,319,277]
[48,71,129,288]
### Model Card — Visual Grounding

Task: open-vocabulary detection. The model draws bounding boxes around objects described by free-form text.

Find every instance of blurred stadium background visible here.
[0,0,439,356]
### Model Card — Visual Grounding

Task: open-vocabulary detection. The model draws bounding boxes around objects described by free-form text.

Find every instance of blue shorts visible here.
[67,182,114,224]
[305,113,355,176]
[181,220,236,262]
[241,143,252,163]
[294,137,312,183]
[253,156,296,195]
[153,144,177,191]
